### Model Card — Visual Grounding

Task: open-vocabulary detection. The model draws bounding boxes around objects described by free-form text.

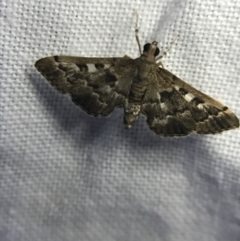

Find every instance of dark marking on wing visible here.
[95,63,105,70]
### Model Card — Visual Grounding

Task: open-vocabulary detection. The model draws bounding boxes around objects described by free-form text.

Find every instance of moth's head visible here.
[143,41,160,62]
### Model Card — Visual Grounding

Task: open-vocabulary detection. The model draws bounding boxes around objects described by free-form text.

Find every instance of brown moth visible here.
[35,13,239,137]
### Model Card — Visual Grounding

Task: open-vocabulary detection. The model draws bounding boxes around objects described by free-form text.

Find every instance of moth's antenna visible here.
[156,36,179,61]
[135,9,142,55]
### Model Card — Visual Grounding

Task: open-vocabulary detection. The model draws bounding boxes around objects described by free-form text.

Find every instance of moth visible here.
[35,14,239,137]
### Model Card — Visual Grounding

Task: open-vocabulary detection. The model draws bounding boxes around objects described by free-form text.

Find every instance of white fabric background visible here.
[1,0,240,240]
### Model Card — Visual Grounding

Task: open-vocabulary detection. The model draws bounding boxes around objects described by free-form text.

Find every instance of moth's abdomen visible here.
[123,79,148,128]
[128,81,148,103]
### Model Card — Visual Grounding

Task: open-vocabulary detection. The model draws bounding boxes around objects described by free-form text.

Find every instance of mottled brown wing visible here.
[35,56,136,116]
[141,67,239,136]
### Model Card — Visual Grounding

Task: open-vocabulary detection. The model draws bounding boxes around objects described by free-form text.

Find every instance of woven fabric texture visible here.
[1,0,240,241]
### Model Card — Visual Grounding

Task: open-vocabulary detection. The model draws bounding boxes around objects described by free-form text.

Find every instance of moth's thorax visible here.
[136,57,159,79]
[124,57,158,123]
[128,58,159,102]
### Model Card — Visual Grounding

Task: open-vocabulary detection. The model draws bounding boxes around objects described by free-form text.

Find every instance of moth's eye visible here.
[143,43,151,52]
[143,43,160,57]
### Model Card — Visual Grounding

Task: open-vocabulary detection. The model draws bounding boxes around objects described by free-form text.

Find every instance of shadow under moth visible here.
[35,14,239,137]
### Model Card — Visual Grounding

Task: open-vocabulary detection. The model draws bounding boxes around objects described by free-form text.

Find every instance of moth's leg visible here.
[135,10,142,55]
[156,36,179,62]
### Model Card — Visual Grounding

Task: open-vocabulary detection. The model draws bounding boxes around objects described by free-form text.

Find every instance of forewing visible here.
[35,56,136,116]
[141,67,239,136]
